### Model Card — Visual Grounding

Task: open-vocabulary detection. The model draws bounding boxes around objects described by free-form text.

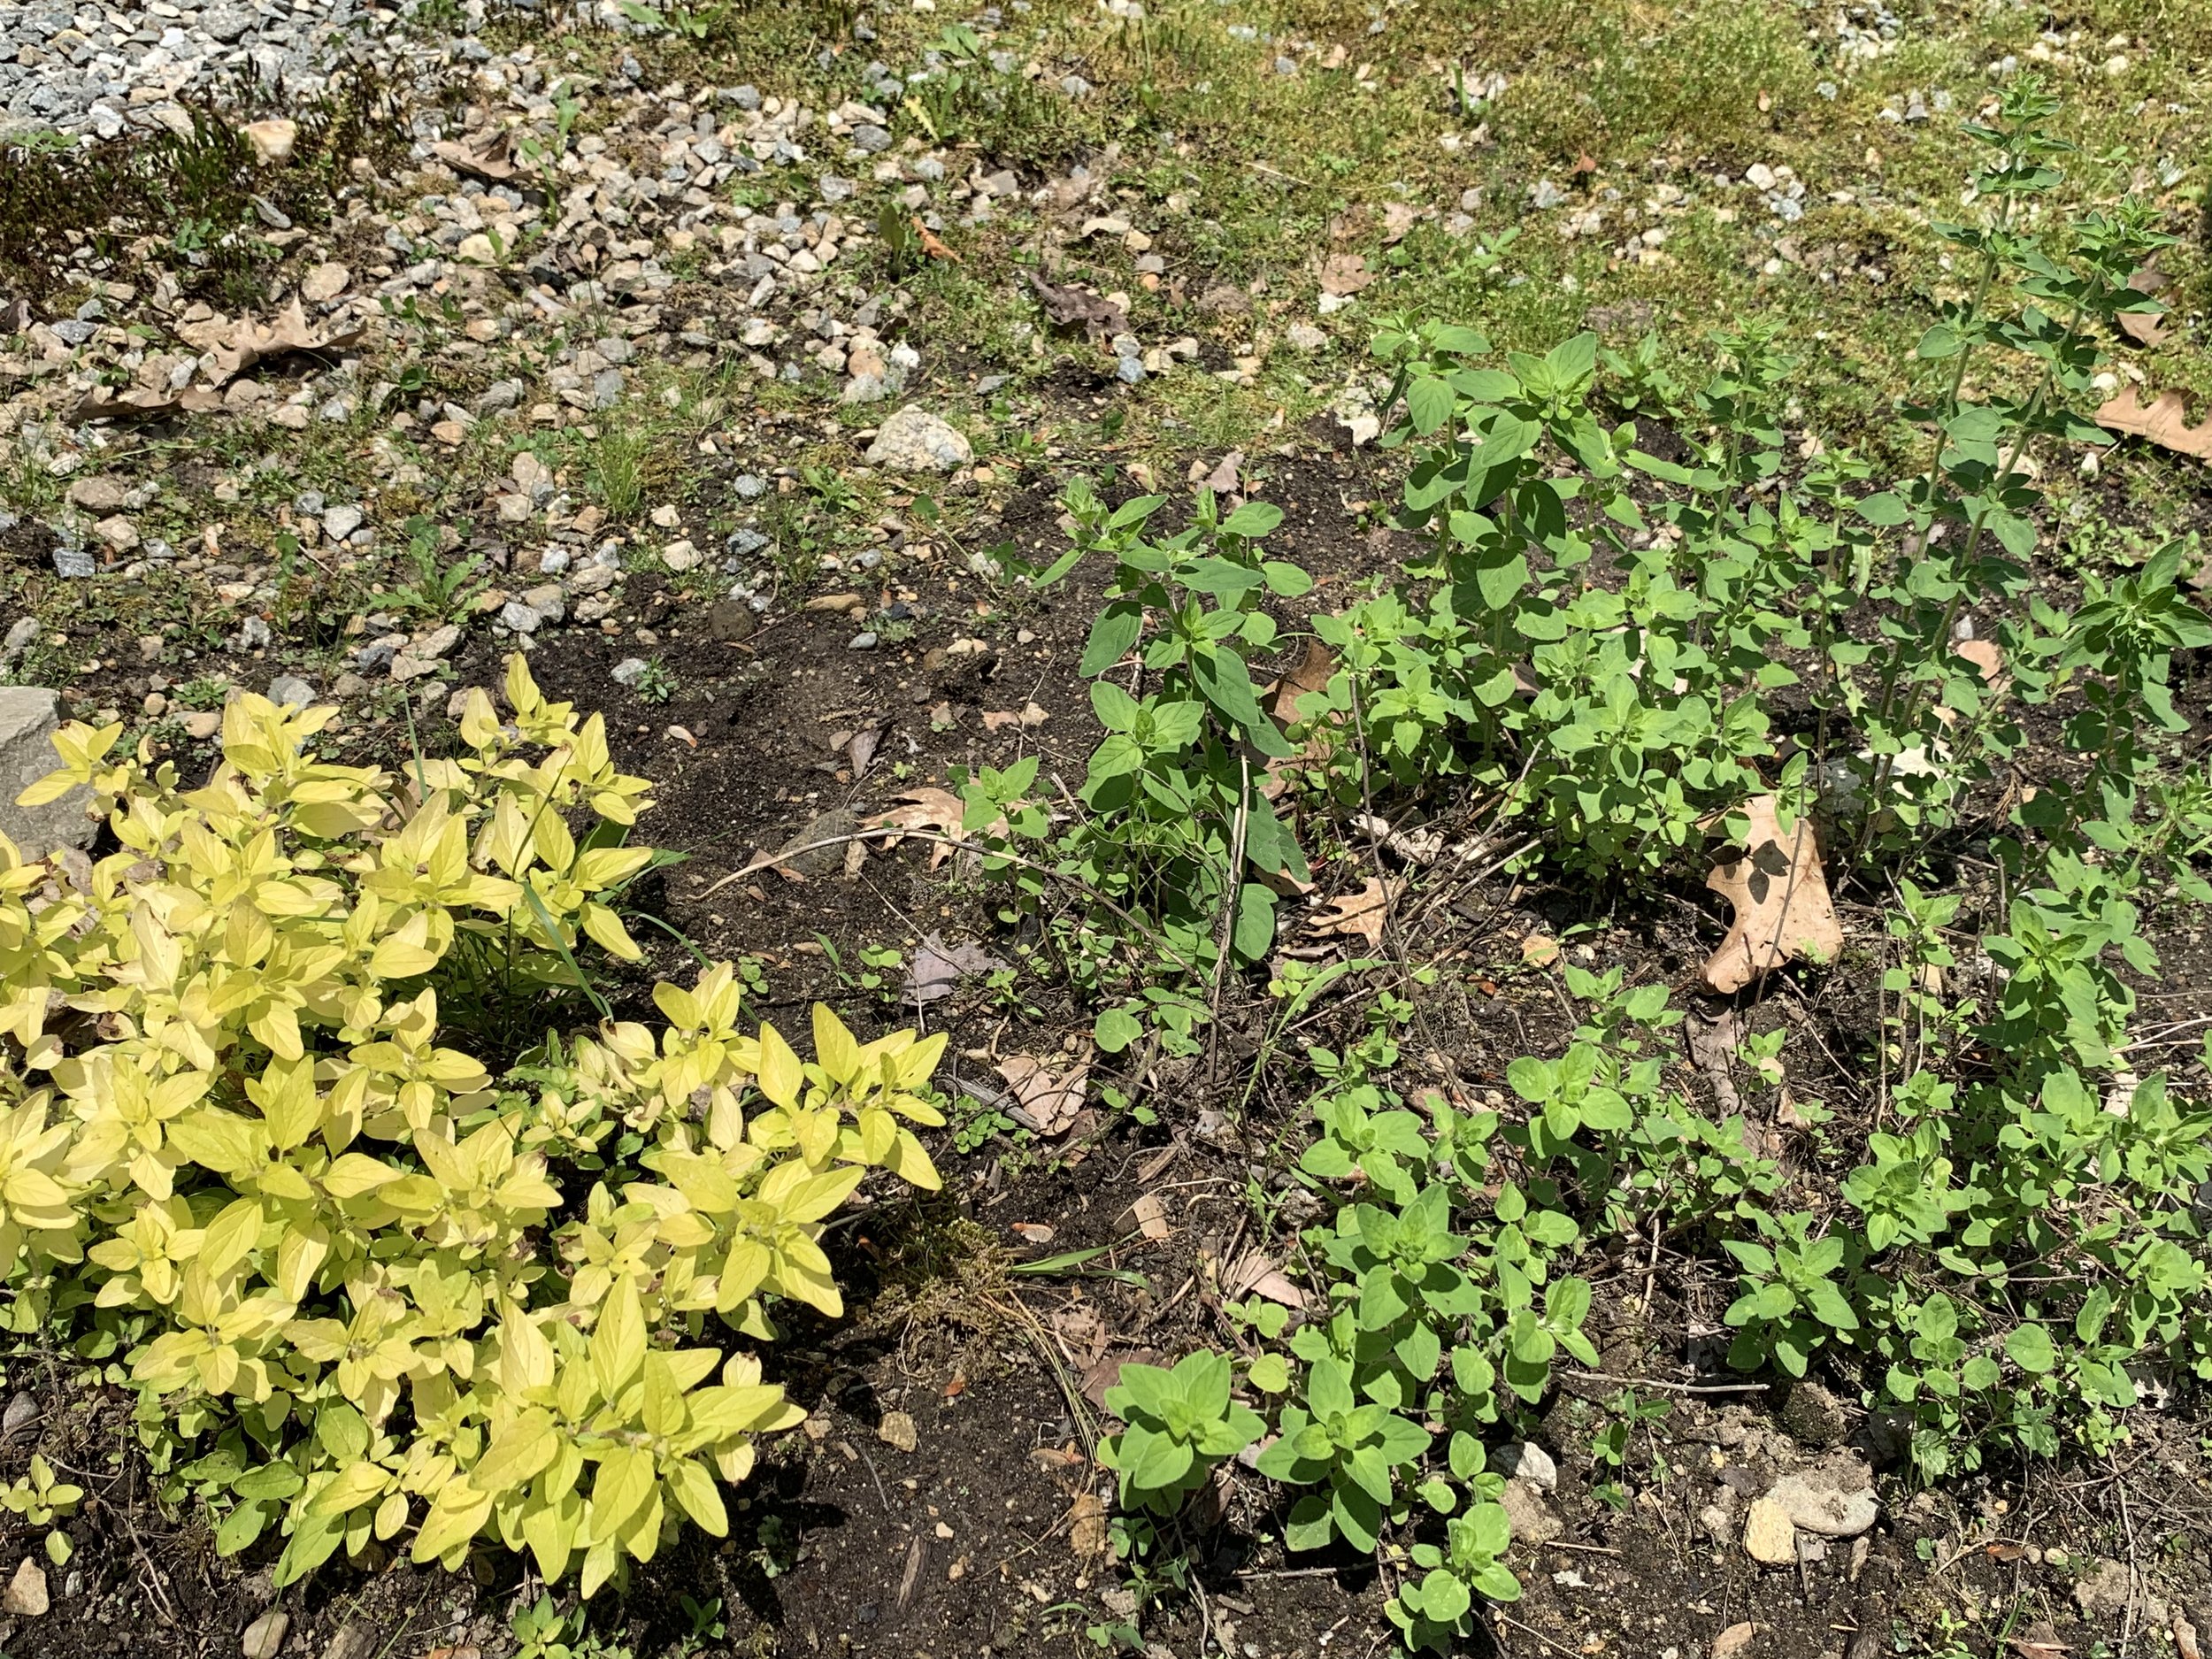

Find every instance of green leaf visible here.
[1079,603,1144,678]
[214,1498,269,1557]
[1089,680,1141,732]
[1406,378,1456,436]
[1094,1008,1144,1053]
[1232,882,1277,962]
[1219,501,1286,539]
[2005,1323,2056,1375]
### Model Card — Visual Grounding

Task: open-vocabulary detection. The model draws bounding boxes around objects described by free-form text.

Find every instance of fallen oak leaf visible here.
[996,1052,1090,1135]
[2096,385,2212,461]
[1265,637,1338,729]
[202,300,365,387]
[2116,265,2171,348]
[431,127,516,182]
[1317,251,1374,296]
[1227,1251,1306,1310]
[1307,877,1397,949]
[73,385,226,422]
[1700,794,1845,995]
[865,787,994,869]
[981,702,1048,732]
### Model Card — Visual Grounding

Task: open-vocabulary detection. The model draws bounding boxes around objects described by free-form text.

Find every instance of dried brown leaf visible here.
[201,300,364,388]
[1129,1192,1171,1240]
[996,1053,1089,1135]
[905,932,1010,1006]
[1267,638,1338,727]
[2096,385,2212,460]
[73,385,225,422]
[2116,265,2171,348]
[912,216,962,263]
[1318,252,1374,296]
[1308,877,1396,949]
[2007,1623,2068,1659]
[866,787,989,869]
[1701,795,1845,994]
[1228,1252,1307,1310]
[432,128,516,181]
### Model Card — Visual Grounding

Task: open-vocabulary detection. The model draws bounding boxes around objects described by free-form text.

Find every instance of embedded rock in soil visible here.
[708,599,758,642]
[3,1556,47,1616]
[242,1609,289,1658]
[322,1624,377,1659]
[2075,1557,2164,1620]
[0,688,93,856]
[1498,1478,1563,1547]
[864,405,973,472]
[1764,1453,1878,1537]
[779,809,858,878]
[1495,1441,1558,1491]
[1741,1496,1797,1564]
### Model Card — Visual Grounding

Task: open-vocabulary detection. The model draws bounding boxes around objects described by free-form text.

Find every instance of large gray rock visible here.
[864,405,972,472]
[0,688,94,856]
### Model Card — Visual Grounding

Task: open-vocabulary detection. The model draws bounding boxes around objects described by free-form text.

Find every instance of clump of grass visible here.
[0,68,405,306]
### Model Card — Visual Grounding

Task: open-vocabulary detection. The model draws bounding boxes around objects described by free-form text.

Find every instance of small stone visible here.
[183,710,224,741]
[733,473,769,499]
[2075,1558,2138,1618]
[1498,1479,1563,1547]
[330,673,369,699]
[500,601,542,633]
[300,262,349,302]
[1495,1443,1557,1492]
[322,505,364,541]
[864,405,972,472]
[1712,1623,1756,1659]
[878,1410,918,1452]
[267,675,314,708]
[611,657,649,687]
[1742,1497,1797,1564]
[1765,1455,1878,1538]
[321,1622,377,1659]
[242,119,296,165]
[242,1609,288,1659]
[708,600,758,642]
[65,476,128,513]
[52,545,96,579]
[2,1392,38,1437]
[849,630,879,651]
[0,689,95,856]
[4,1556,47,1616]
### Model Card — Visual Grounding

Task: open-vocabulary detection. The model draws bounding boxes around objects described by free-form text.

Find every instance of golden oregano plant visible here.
[0,656,944,1594]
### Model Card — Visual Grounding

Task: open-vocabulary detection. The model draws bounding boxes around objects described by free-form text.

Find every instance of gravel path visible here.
[1,0,383,136]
